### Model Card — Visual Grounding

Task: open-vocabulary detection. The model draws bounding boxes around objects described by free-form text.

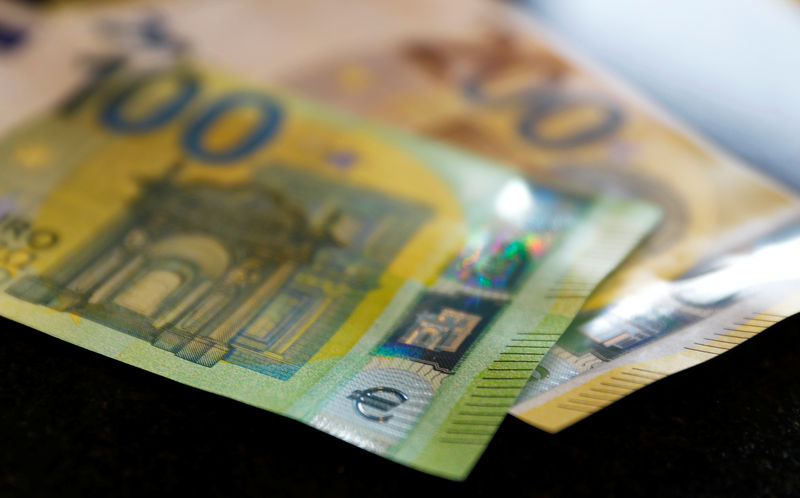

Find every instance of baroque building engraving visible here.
[9,165,430,380]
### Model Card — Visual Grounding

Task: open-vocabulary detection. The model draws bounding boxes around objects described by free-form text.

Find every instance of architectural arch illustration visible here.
[8,165,431,380]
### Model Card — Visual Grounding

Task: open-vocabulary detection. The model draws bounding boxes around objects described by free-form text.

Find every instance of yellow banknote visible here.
[5,0,799,434]
[511,219,800,431]
[81,0,796,431]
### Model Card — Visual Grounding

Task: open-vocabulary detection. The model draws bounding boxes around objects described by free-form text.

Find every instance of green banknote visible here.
[0,59,659,478]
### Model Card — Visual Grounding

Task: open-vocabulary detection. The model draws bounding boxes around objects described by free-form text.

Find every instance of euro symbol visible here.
[347,386,409,423]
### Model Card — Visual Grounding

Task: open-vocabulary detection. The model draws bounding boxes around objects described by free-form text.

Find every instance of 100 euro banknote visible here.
[0,60,658,478]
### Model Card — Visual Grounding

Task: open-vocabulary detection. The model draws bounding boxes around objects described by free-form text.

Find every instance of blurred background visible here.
[523,0,800,191]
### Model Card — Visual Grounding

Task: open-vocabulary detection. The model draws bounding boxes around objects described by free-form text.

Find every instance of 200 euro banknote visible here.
[5,0,797,446]
[0,59,658,478]
[89,0,797,431]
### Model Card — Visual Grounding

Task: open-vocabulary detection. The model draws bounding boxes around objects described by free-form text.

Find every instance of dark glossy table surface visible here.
[3,314,799,497]
[3,1,800,496]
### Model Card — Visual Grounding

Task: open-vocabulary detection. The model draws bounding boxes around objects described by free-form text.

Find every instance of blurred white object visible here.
[524,0,800,191]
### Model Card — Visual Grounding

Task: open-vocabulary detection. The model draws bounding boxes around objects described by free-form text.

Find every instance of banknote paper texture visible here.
[2,0,797,452]
[121,0,798,431]
[0,53,658,478]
